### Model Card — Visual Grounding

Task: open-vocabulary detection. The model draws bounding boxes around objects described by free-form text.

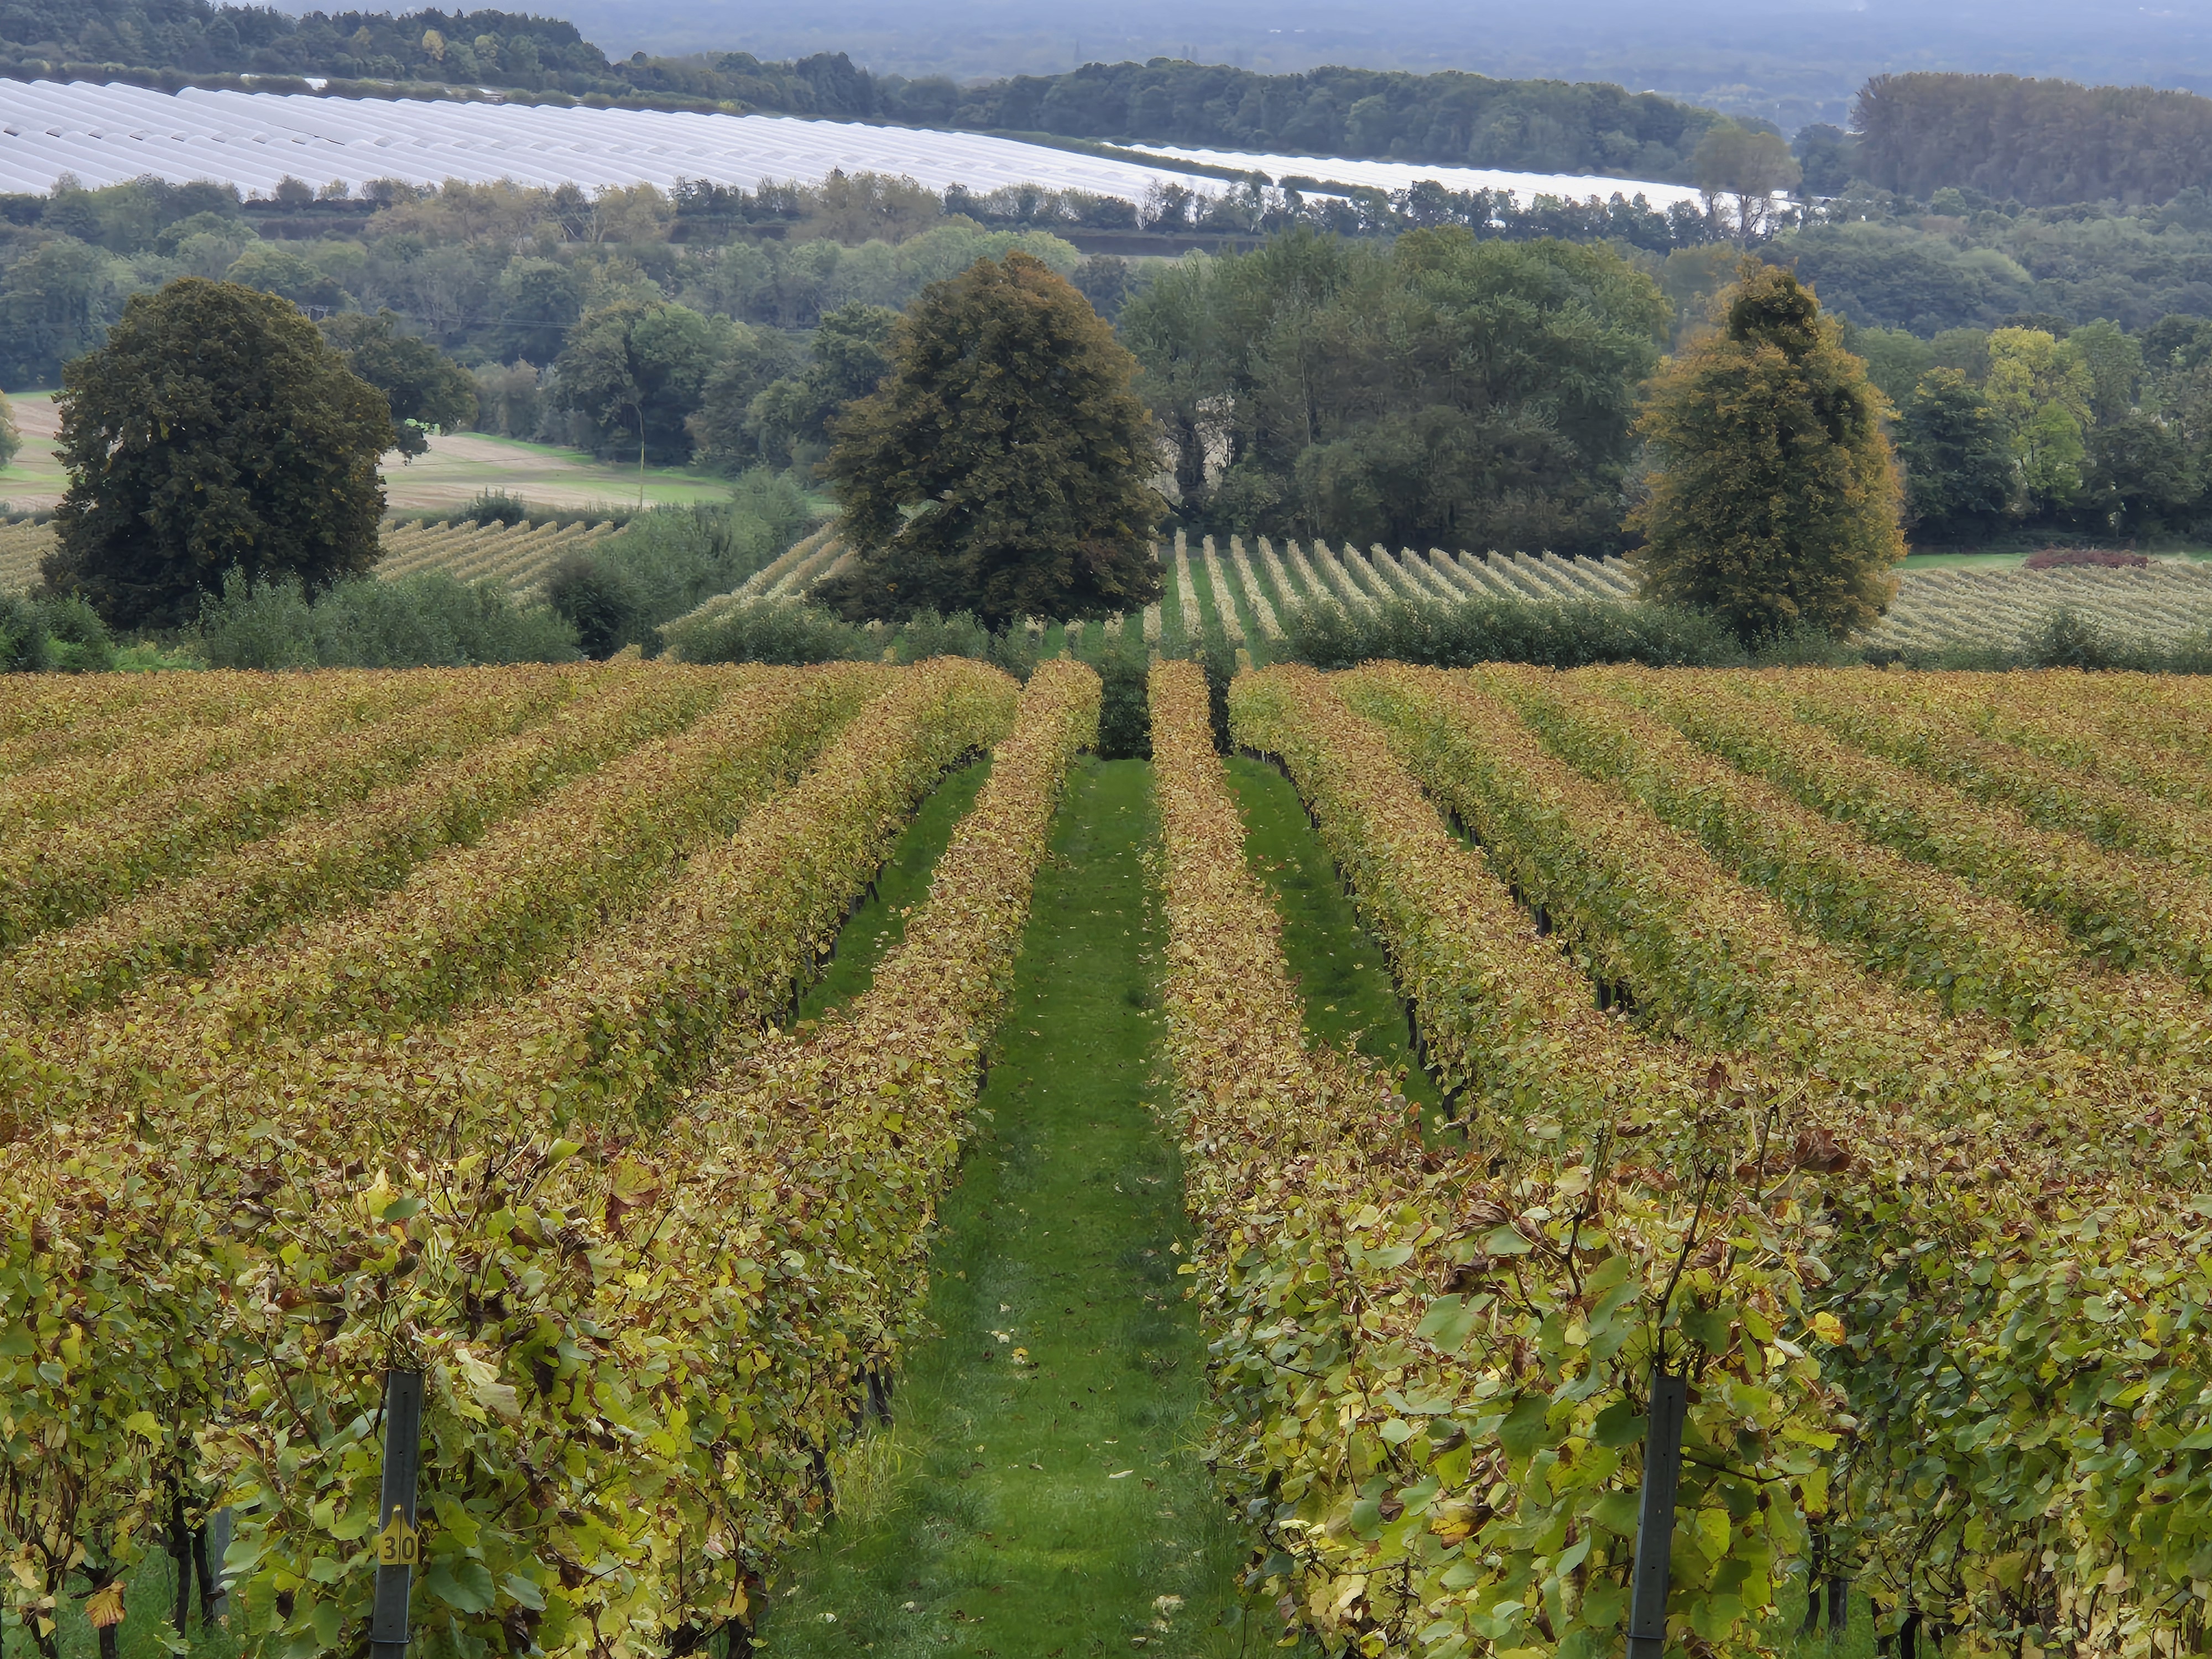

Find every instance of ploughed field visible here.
[3,659,2209,1659]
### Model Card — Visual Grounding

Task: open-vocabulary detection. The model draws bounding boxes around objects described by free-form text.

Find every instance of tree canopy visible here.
[321,309,477,456]
[1896,368,2012,543]
[816,251,1160,627]
[1692,122,1801,244]
[45,278,393,629]
[550,297,728,466]
[1120,227,1670,555]
[1631,263,1904,641]
[1857,73,2212,209]
[0,3,1726,187]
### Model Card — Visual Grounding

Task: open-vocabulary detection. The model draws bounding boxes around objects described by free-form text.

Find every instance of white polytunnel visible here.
[0,77,1703,210]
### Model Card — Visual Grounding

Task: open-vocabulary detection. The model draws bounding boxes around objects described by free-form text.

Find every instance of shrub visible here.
[1093,630,1151,760]
[1751,620,1866,667]
[544,551,647,660]
[454,488,532,527]
[1878,607,2212,673]
[549,482,818,657]
[2022,547,2150,570]
[197,569,579,669]
[196,571,319,670]
[0,592,51,672]
[889,608,1040,679]
[1280,592,1746,671]
[2023,606,2137,670]
[310,572,581,666]
[39,593,116,672]
[658,597,872,665]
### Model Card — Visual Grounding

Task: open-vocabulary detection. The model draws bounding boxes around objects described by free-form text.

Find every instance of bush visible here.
[549,481,818,658]
[1875,607,2212,673]
[889,608,1040,679]
[2022,547,2150,571]
[195,571,318,670]
[197,569,580,669]
[658,597,872,665]
[455,488,532,527]
[313,572,581,666]
[1093,629,1152,759]
[1751,620,1865,667]
[2023,606,2141,671]
[40,593,116,671]
[0,592,51,672]
[1280,592,1746,671]
[393,502,632,532]
[659,597,1060,674]
[544,551,647,660]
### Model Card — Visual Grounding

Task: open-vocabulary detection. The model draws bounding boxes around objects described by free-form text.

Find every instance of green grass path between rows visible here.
[757,756,1248,1657]
[1222,755,1440,1124]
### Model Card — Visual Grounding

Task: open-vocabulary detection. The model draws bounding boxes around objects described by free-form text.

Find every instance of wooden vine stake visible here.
[369,1369,426,1659]
[1625,1364,1690,1659]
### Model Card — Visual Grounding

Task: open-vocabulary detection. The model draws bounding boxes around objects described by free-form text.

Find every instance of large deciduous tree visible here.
[815,252,1161,625]
[552,298,727,473]
[1119,227,1670,555]
[321,310,478,457]
[1897,368,2012,543]
[1692,121,1802,245]
[1630,263,1904,641]
[44,278,393,629]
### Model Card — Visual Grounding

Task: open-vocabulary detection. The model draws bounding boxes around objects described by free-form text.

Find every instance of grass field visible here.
[0,390,728,513]
[0,392,65,510]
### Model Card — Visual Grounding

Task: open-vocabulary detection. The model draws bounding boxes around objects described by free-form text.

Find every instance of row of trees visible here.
[0,164,1742,344]
[1120,228,1669,555]
[0,173,1105,388]
[31,154,2212,419]
[1,2,618,90]
[38,244,1902,665]
[1885,314,2212,541]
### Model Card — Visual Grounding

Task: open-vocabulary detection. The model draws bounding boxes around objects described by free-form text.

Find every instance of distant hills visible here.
[549,0,2212,134]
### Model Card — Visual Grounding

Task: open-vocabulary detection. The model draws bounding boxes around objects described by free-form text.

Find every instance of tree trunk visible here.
[193,1523,217,1626]
[1802,1532,1825,1635]
[171,1489,192,1635]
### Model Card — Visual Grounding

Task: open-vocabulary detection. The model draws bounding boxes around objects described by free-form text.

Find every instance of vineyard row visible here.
[1,658,1096,1657]
[1183,662,2212,1657]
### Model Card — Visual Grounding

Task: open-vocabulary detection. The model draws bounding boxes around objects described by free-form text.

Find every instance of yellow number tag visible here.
[374,1507,420,1568]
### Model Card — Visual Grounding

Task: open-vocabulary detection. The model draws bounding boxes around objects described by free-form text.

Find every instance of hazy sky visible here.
[550,0,2212,129]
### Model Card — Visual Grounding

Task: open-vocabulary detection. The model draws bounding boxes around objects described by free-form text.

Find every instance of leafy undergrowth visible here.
[754,757,1253,1657]
[1220,755,1443,1125]
[0,1554,237,1659]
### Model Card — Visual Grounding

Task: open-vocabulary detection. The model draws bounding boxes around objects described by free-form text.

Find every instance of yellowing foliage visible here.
[1170,660,1845,1656]
[0,658,1061,1657]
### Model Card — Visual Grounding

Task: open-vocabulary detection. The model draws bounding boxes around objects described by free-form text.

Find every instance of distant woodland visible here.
[1858,74,2212,208]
